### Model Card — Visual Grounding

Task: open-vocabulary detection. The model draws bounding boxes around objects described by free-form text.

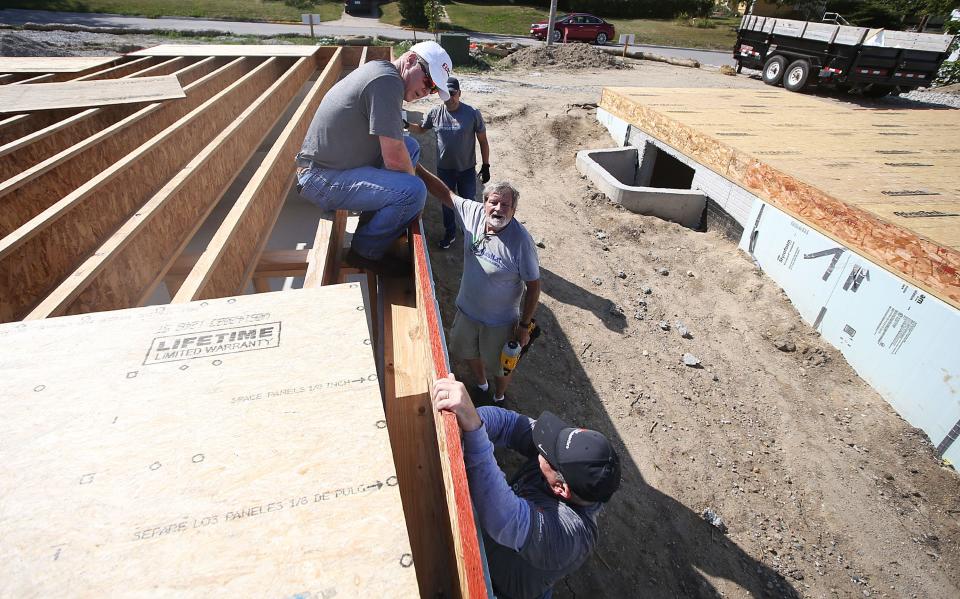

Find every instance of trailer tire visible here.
[761,55,787,86]
[784,59,811,92]
[863,84,894,98]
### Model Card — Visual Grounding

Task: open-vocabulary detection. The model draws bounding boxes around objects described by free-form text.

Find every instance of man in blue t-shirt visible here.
[433,374,622,599]
[416,165,540,403]
[409,76,490,249]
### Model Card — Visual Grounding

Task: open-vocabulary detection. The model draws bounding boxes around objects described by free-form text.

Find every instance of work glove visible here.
[479,163,491,184]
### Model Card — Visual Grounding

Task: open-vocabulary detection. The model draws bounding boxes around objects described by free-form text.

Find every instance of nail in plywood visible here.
[599,87,960,308]
[0,58,286,322]
[0,285,418,596]
[0,75,185,112]
[129,44,322,57]
[0,56,119,73]
[173,50,342,302]
[29,55,319,318]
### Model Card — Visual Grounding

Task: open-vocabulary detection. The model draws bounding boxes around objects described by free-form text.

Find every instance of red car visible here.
[530,13,616,45]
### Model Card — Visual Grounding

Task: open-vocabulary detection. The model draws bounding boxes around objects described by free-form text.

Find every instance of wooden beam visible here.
[0,75,185,112]
[382,274,460,599]
[73,56,158,81]
[0,57,287,323]
[0,56,119,73]
[0,57,241,239]
[172,50,344,302]
[303,211,348,288]
[129,44,321,57]
[8,73,56,85]
[170,249,310,278]
[0,109,82,145]
[410,218,488,598]
[28,57,317,318]
[0,58,214,184]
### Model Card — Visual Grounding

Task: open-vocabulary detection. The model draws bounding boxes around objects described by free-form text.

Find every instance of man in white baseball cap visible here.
[296,40,453,274]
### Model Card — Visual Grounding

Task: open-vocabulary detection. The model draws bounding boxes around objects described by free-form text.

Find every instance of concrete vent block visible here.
[576,146,706,228]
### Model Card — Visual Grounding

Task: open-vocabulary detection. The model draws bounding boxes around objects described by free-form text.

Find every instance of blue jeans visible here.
[438,167,477,240]
[297,135,426,260]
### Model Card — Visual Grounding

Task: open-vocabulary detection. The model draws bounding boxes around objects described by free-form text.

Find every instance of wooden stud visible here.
[172,51,344,302]
[303,211,348,289]
[8,73,56,85]
[73,56,159,81]
[0,58,286,322]
[28,56,318,318]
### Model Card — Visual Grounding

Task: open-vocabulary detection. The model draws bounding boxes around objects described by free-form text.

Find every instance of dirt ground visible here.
[4,30,959,598]
[407,57,960,598]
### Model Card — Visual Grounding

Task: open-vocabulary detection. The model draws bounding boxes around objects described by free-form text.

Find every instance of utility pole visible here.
[546,0,558,47]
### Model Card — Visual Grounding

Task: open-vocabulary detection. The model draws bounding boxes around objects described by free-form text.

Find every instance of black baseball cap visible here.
[533,411,621,503]
[446,76,460,93]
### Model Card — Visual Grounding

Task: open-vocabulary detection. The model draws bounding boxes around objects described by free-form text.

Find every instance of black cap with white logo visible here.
[533,411,621,503]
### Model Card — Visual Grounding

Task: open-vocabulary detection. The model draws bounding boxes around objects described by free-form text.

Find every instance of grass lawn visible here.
[380,2,737,50]
[5,0,343,22]
[608,16,738,50]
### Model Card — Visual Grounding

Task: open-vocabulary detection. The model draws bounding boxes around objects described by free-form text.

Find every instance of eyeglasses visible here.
[470,233,491,256]
[417,58,439,94]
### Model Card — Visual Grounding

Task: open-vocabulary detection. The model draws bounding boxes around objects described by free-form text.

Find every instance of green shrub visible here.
[935,61,960,86]
[399,0,429,27]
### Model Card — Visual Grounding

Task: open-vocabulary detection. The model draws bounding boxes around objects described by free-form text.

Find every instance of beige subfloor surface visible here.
[408,61,960,599]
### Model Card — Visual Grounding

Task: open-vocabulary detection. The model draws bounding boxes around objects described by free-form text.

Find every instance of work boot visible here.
[436,234,456,250]
[344,248,411,277]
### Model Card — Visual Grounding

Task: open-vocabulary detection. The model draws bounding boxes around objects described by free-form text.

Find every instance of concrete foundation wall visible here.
[596,106,960,466]
[576,147,706,228]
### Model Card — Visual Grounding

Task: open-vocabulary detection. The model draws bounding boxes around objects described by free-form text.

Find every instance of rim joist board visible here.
[0,285,419,596]
[0,56,120,73]
[599,87,960,309]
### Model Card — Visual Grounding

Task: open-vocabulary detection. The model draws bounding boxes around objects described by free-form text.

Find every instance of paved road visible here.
[0,8,734,66]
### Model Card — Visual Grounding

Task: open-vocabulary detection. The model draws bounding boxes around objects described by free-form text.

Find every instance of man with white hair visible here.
[296,41,453,273]
[417,165,540,402]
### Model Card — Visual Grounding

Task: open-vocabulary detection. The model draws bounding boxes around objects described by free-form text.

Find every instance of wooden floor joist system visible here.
[0,44,486,597]
[600,87,960,308]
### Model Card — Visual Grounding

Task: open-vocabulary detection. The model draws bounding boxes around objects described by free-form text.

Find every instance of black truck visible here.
[734,13,955,96]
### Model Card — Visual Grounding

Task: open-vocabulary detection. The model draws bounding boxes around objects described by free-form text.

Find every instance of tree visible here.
[398,0,428,28]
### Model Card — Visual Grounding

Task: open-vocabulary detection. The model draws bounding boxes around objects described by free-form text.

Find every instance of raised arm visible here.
[415,164,455,209]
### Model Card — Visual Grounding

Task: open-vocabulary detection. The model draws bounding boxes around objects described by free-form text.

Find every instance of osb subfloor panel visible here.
[0,285,417,596]
[130,44,322,57]
[0,56,119,73]
[600,87,960,308]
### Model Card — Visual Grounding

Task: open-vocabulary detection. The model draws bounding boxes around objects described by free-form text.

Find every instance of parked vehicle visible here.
[344,0,375,15]
[734,13,955,96]
[530,13,615,45]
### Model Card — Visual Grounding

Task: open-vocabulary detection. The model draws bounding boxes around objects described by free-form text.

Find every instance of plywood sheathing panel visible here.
[0,57,241,240]
[0,75,185,112]
[129,44,322,57]
[29,55,318,318]
[0,58,205,183]
[0,56,120,72]
[599,87,960,308]
[0,58,287,322]
[173,50,343,302]
[0,286,418,596]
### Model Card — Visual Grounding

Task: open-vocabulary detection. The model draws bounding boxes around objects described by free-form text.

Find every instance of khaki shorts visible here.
[449,310,514,378]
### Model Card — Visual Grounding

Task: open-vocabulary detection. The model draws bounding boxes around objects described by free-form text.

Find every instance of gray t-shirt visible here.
[297,60,404,171]
[454,196,539,327]
[421,102,485,171]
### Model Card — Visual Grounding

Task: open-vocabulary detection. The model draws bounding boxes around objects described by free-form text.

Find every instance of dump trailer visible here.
[734,14,956,96]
